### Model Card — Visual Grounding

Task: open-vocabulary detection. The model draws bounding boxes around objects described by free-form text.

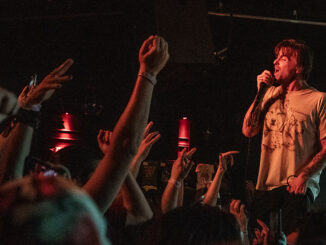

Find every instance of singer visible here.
[242,39,326,236]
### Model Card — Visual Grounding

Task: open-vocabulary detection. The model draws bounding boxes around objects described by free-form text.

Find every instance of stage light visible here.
[50,113,80,153]
[178,117,191,156]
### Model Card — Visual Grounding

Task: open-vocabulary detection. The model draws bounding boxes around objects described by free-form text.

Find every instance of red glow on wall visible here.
[54,132,77,141]
[59,113,74,132]
[49,143,71,153]
[50,113,80,153]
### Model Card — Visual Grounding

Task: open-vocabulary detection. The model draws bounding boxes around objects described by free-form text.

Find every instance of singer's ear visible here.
[296,65,303,75]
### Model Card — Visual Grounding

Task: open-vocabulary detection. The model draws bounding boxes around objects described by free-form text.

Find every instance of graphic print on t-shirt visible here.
[262,98,305,153]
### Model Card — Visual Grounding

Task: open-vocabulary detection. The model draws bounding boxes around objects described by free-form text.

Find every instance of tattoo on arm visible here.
[301,150,326,178]
[247,91,283,128]
[247,105,261,127]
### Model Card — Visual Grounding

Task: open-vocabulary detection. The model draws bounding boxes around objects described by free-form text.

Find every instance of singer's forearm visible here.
[297,139,326,179]
[242,101,262,137]
[242,83,270,138]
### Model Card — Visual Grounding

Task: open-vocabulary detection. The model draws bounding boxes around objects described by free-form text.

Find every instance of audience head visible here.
[296,210,326,245]
[137,204,242,245]
[0,175,110,245]
[53,145,102,186]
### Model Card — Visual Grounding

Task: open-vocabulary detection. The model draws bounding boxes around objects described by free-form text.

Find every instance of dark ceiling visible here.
[2,0,326,22]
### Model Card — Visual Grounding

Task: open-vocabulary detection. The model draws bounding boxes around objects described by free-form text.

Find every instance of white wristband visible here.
[18,101,42,112]
[28,104,42,112]
[168,178,181,188]
[138,71,157,86]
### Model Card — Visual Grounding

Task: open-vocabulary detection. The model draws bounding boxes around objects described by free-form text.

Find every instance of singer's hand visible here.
[257,70,274,90]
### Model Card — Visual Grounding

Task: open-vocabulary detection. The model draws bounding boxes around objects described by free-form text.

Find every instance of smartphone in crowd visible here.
[25,156,71,178]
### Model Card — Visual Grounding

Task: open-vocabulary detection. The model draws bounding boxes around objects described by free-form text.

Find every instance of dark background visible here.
[1,0,326,205]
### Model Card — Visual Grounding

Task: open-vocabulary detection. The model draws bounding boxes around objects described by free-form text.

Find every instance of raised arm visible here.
[83,36,169,212]
[0,59,74,184]
[97,126,158,223]
[122,123,160,224]
[97,122,160,179]
[161,147,196,214]
[229,199,250,245]
[203,151,239,206]
[252,218,287,245]
[242,70,273,137]
[121,171,153,225]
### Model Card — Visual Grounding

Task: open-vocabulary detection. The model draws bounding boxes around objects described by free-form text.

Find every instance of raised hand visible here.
[257,70,274,90]
[217,150,239,174]
[252,219,269,245]
[97,129,112,154]
[18,59,74,109]
[135,121,161,162]
[185,147,197,161]
[161,147,197,213]
[229,199,248,233]
[139,36,169,77]
[170,147,197,182]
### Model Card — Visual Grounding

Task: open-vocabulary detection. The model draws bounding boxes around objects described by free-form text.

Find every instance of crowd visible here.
[0,35,325,245]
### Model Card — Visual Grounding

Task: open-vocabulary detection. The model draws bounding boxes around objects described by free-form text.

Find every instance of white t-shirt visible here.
[256,86,326,199]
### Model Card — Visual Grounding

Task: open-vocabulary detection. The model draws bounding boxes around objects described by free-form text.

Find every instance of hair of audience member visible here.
[0,175,110,245]
[53,145,102,186]
[295,210,326,245]
[131,204,242,245]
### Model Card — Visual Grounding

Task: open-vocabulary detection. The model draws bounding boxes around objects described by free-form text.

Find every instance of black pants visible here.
[249,186,313,235]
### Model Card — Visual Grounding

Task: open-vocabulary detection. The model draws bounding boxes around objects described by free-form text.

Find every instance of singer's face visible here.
[273,48,298,84]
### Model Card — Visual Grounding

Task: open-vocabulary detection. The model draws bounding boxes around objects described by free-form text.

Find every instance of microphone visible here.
[255,82,268,103]
[255,72,276,105]
[247,73,275,127]
[250,82,268,121]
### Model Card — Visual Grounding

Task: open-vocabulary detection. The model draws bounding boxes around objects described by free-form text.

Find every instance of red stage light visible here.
[50,113,80,153]
[178,117,190,155]
[49,143,70,153]
[59,113,74,132]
